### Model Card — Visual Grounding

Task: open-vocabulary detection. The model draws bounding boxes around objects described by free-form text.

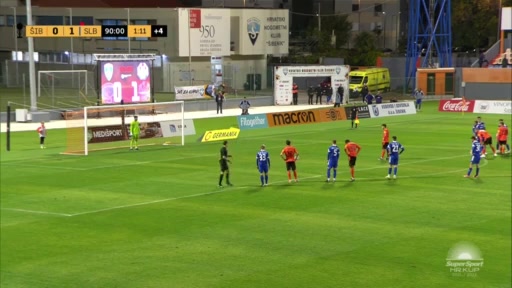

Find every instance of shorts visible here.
[132,133,140,140]
[389,156,399,166]
[258,165,269,174]
[498,140,507,145]
[328,160,338,169]
[483,137,492,145]
[470,156,481,165]
[286,161,297,171]
[416,99,422,105]
[40,136,45,144]
[348,156,357,167]
[219,160,229,172]
[382,142,389,149]
[351,116,357,121]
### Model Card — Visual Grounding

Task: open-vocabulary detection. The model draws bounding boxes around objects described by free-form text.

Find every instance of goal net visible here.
[63,101,185,155]
[38,70,95,107]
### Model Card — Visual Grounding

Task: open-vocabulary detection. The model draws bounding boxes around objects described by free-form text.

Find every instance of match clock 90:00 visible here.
[101,25,128,38]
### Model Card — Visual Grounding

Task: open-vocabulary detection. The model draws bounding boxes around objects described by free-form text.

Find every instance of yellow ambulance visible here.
[349,68,391,98]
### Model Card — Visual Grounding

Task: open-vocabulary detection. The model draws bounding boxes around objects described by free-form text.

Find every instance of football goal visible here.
[63,101,185,155]
[38,70,95,107]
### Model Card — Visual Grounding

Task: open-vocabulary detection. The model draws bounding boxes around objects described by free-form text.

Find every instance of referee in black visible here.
[218,140,233,187]
[350,106,358,129]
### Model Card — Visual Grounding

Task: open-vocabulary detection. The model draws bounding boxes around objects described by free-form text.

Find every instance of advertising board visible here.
[179,9,231,57]
[344,105,371,119]
[174,85,215,100]
[237,114,269,130]
[160,120,196,137]
[438,99,476,113]
[368,102,417,118]
[473,100,512,114]
[266,107,347,127]
[238,9,289,55]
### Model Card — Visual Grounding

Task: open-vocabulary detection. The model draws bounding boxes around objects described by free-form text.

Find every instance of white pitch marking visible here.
[1,208,72,217]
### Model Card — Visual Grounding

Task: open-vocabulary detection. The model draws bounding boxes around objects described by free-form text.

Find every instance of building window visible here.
[133,19,149,41]
[0,16,6,26]
[7,15,28,26]
[374,3,383,16]
[36,16,64,25]
[352,4,359,12]
[65,16,94,25]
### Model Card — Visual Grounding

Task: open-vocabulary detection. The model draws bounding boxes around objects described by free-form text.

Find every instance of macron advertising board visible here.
[368,102,417,118]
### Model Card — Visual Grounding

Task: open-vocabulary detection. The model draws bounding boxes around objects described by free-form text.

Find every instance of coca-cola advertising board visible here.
[438,99,475,113]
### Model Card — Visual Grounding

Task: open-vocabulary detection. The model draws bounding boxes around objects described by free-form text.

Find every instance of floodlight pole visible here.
[11,7,19,86]
[188,8,192,85]
[126,8,131,53]
[26,0,37,111]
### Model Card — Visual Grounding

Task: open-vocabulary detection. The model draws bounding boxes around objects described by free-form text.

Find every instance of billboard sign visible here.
[239,9,289,55]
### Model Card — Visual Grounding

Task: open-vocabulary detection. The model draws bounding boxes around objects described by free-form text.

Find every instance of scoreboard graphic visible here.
[25,25,167,38]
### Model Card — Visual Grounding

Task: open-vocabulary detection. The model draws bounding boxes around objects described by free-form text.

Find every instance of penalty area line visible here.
[1,208,72,217]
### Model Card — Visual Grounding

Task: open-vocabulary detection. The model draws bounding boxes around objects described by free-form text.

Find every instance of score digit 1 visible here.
[131,81,140,102]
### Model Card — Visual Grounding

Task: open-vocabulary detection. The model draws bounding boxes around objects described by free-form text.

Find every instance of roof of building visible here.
[29,0,181,7]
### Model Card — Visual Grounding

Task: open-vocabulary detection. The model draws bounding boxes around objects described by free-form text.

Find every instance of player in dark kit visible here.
[350,107,358,129]
[218,140,233,187]
[256,144,270,186]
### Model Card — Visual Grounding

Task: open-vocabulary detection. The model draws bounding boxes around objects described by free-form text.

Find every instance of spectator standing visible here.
[292,83,299,105]
[365,92,374,104]
[215,88,225,114]
[307,86,315,105]
[360,84,369,103]
[315,84,322,104]
[334,86,343,107]
[239,97,251,115]
[375,91,383,104]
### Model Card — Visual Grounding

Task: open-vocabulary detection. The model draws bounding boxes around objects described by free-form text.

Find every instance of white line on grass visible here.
[68,175,323,217]
[1,208,72,217]
[2,153,485,217]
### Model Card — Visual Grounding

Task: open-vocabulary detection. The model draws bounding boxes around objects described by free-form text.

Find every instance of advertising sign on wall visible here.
[368,102,417,118]
[239,9,289,55]
[265,107,347,127]
[473,100,512,114]
[237,114,269,130]
[344,105,371,119]
[175,85,215,100]
[179,8,231,57]
[273,65,350,105]
[87,122,162,143]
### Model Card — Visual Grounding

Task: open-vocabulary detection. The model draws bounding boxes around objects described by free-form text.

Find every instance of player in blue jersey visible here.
[465,136,483,178]
[473,117,486,136]
[256,144,270,186]
[386,136,405,179]
[326,140,341,182]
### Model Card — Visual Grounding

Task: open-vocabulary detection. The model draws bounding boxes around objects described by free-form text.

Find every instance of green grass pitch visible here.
[1,102,511,288]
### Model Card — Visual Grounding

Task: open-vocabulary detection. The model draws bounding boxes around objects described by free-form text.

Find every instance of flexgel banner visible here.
[174,85,214,100]
[368,102,417,118]
[237,114,269,130]
[201,127,240,142]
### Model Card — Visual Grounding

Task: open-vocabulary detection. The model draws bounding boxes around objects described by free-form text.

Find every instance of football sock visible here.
[482,148,486,154]
[475,168,480,176]
[264,175,268,184]
[393,167,398,175]
[467,168,473,176]
[327,169,331,179]
[260,175,264,185]
[333,169,337,179]
[287,171,291,180]
[293,171,298,179]
[388,167,392,175]
[219,174,224,185]
[351,121,354,128]
[507,144,510,151]
[491,146,496,153]
[350,168,354,178]
[381,150,385,158]
[226,173,230,184]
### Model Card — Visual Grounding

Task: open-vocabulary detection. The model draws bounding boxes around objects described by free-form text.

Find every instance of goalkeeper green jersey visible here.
[130,120,140,135]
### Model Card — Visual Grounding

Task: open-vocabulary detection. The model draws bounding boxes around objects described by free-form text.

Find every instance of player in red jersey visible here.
[379,124,390,160]
[497,121,510,154]
[477,129,497,157]
[37,121,47,149]
[344,139,362,181]
[280,140,299,183]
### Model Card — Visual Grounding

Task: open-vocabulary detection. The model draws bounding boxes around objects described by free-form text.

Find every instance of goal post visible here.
[38,70,92,106]
[63,101,185,155]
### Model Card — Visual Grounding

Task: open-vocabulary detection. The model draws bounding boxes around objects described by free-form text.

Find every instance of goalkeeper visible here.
[130,115,140,150]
